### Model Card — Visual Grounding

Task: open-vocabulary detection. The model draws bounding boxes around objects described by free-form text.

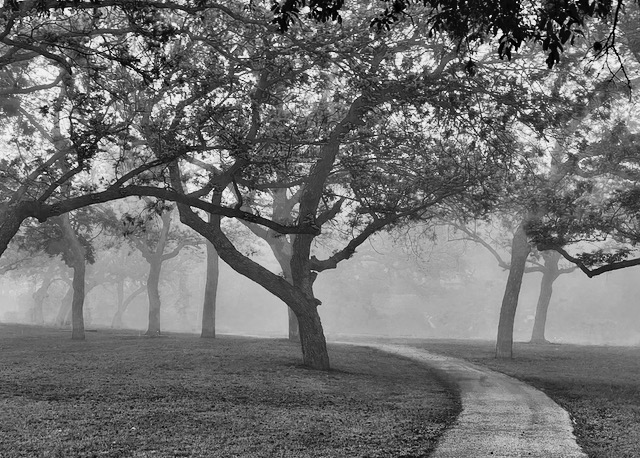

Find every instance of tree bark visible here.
[530,251,560,344]
[0,206,25,258]
[58,213,86,340]
[496,223,531,358]
[69,259,86,340]
[296,303,330,370]
[145,259,162,336]
[201,240,219,338]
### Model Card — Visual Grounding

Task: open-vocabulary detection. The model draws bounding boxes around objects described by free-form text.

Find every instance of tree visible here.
[0,1,628,369]
[129,3,555,369]
[201,213,220,338]
[122,202,198,336]
[452,221,576,344]
[238,187,303,341]
[272,0,637,70]
[14,208,100,339]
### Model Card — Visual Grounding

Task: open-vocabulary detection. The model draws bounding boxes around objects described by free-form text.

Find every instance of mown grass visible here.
[401,338,640,458]
[0,325,460,458]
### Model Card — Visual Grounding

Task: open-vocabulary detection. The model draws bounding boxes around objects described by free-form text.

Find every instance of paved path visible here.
[346,343,587,458]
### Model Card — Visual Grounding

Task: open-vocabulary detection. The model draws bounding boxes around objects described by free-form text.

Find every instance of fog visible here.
[1,232,639,347]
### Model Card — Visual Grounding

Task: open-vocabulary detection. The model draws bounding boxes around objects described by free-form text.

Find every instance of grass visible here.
[398,338,640,458]
[0,325,460,458]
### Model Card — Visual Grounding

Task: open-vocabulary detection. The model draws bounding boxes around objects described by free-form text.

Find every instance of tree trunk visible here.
[201,240,219,338]
[288,307,300,341]
[55,284,73,326]
[530,274,553,343]
[57,213,87,340]
[278,254,300,342]
[70,260,86,340]
[170,168,330,370]
[0,206,25,258]
[112,284,145,329]
[32,272,55,325]
[111,279,125,328]
[530,251,561,344]
[145,259,162,336]
[296,304,330,370]
[496,223,531,358]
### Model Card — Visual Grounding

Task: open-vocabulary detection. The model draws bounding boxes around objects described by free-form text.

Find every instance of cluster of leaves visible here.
[272,0,630,68]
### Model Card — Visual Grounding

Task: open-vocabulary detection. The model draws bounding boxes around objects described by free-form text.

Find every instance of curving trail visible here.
[345,343,587,458]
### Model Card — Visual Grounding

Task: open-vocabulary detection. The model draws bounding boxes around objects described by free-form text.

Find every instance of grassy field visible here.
[0,325,460,458]
[400,339,640,458]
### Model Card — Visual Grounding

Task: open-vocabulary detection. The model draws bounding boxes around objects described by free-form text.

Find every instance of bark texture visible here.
[201,240,219,338]
[296,304,330,370]
[496,223,531,358]
[145,259,162,335]
[0,206,25,258]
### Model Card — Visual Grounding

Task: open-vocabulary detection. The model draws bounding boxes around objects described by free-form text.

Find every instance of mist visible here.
[1,227,638,348]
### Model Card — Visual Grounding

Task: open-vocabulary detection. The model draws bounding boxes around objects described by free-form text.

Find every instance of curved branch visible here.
[27,185,319,235]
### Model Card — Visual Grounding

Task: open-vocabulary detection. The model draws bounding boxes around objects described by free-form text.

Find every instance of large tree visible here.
[136,3,551,369]
[0,0,630,369]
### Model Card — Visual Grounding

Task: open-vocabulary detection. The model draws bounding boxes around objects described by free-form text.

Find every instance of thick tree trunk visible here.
[70,260,86,340]
[201,240,219,338]
[277,255,300,342]
[0,207,25,258]
[530,251,561,344]
[296,304,330,370]
[170,168,330,369]
[145,260,162,336]
[496,223,531,358]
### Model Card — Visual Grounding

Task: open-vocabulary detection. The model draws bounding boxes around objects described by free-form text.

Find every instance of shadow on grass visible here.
[0,324,460,458]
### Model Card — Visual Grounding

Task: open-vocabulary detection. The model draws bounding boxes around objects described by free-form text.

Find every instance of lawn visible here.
[400,339,640,458]
[0,325,460,458]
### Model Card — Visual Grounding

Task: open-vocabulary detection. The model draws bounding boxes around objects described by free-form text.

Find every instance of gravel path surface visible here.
[349,343,588,458]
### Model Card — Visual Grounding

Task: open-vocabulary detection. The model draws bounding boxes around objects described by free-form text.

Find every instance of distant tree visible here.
[452,221,576,343]
[14,207,103,339]
[122,202,199,336]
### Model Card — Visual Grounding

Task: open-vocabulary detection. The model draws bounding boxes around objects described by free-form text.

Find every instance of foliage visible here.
[271,0,635,68]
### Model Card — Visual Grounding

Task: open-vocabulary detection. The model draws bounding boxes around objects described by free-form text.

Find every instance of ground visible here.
[400,338,640,458]
[0,325,460,458]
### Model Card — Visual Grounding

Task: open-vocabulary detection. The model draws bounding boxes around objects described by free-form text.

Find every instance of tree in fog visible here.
[12,207,112,339]
[121,202,198,336]
[145,1,558,369]
[0,0,634,369]
[452,221,576,343]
